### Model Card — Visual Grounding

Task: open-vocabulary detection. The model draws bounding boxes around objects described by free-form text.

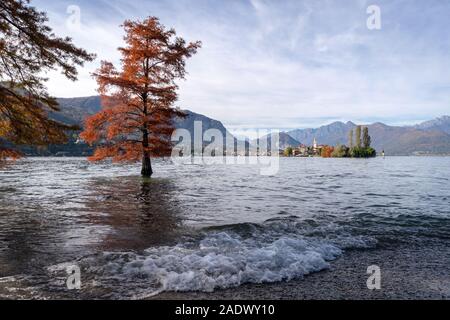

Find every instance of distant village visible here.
[279,126,378,158]
[280,138,330,157]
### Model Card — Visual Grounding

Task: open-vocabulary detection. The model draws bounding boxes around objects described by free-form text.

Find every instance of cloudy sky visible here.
[34,0,450,130]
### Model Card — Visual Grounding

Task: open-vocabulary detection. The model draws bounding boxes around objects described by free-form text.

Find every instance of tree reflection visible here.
[85,176,183,251]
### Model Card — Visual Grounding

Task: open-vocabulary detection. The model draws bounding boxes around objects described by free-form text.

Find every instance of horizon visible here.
[35,0,450,130]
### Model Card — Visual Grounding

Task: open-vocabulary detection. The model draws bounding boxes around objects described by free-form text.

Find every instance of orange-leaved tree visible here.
[321,145,334,158]
[81,17,200,177]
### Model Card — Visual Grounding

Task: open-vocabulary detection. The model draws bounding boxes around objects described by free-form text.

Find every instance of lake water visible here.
[0,157,449,299]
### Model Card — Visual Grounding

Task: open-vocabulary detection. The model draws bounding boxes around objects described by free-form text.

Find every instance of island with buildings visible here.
[281,126,377,158]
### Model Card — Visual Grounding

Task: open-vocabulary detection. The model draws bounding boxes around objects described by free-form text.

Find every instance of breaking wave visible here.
[71,218,377,298]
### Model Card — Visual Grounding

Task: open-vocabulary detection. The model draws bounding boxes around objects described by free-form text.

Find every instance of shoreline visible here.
[150,240,450,300]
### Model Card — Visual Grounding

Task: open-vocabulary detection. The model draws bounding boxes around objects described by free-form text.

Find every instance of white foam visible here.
[67,218,379,297]
[91,231,373,296]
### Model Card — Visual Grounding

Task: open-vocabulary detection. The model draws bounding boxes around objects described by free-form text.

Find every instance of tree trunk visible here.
[141,125,152,177]
[141,69,152,177]
[141,154,153,177]
[141,122,152,177]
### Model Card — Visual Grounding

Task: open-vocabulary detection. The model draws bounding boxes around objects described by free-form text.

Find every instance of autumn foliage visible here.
[81,17,200,176]
[0,0,95,160]
[0,148,20,161]
[320,145,334,158]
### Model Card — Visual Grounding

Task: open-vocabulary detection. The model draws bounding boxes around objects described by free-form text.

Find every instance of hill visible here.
[252,132,301,150]
[414,116,450,135]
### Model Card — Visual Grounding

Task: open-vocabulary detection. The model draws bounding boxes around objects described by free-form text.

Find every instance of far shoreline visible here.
[16,154,450,158]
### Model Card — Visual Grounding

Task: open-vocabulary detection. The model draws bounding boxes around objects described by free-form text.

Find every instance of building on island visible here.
[311,137,325,156]
[285,138,325,157]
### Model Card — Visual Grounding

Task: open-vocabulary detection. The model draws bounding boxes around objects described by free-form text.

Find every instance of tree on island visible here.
[363,127,371,148]
[284,147,293,157]
[348,129,354,150]
[355,125,362,148]
[320,145,334,158]
[331,144,350,158]
[325,127,375,158]
[0,0,95,160]
[81,17,201,177]
[351,126,376,158]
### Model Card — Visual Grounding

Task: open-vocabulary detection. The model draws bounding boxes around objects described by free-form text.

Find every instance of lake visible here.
[0,157,449,299]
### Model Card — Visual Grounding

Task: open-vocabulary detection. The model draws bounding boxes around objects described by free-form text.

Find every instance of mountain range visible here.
[22,96,450,156]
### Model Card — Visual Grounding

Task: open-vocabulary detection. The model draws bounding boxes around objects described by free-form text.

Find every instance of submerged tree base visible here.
[141,156,153,177]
